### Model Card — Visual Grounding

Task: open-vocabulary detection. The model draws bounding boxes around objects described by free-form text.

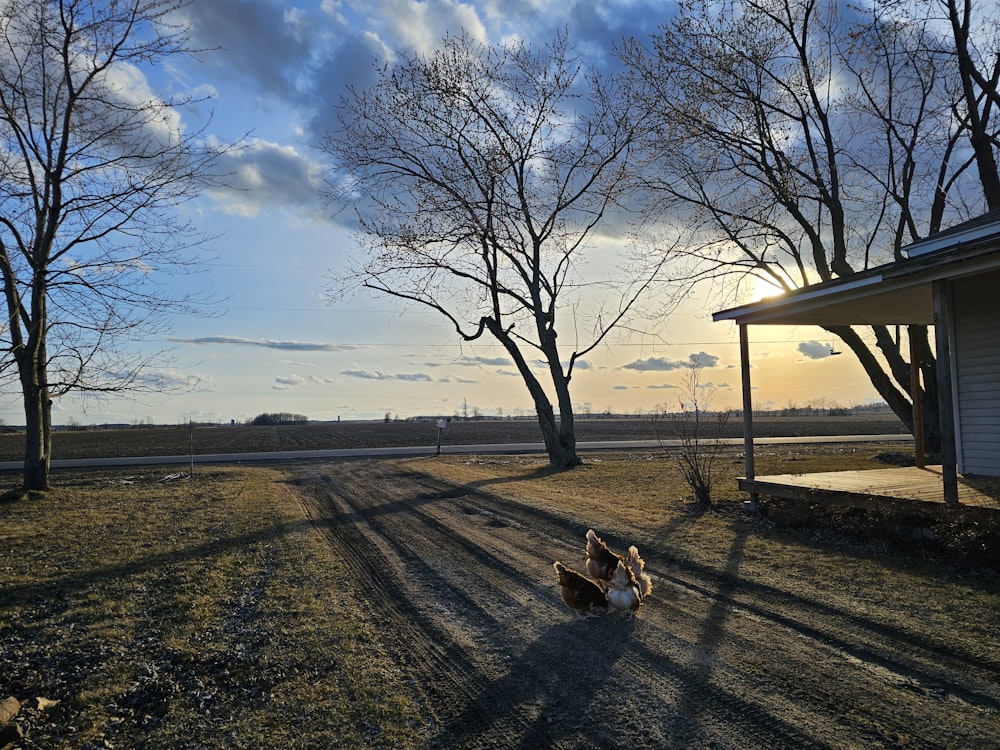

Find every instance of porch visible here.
[714,219,1000,507]
[741,466,1000,514]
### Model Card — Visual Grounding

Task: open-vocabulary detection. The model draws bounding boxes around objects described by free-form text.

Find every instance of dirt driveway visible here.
[286,457,1000,749]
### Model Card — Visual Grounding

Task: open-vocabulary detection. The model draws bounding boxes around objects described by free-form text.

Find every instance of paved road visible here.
[0,434,911,471]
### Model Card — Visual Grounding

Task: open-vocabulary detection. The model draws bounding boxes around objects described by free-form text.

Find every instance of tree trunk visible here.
[540,330,580,470]
[828,325,941,455]
[21,378,51,492]
[19,303,51,491]
[533,399,582,470]
[914,326,943,459]
[948,0,1000,210]
[485,319,581,469]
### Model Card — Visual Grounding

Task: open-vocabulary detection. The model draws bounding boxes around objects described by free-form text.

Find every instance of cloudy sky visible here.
[32,0,885,426]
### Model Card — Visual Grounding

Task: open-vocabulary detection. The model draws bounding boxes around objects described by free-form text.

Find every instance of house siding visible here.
[953,270,1000,476]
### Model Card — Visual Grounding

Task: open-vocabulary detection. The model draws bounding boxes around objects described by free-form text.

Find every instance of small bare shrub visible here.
[652,362,731,506]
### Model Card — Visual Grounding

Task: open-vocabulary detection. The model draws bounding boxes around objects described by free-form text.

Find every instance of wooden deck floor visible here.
[740,466,1000,513]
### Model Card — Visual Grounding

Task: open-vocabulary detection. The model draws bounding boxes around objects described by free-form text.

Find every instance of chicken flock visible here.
[553,529,653,619]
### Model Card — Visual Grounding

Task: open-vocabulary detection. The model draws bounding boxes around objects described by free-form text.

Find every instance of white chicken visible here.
[626,545,653,600]
[606,560,642,617]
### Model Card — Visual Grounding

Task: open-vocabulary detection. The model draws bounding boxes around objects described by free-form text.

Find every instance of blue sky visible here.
[30,0,883,426]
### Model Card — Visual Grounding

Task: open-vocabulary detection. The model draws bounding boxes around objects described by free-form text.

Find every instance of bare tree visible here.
[323,32,662,468]
[936,0,1000,208]
[0,0,230,491]
[620,0,1000,454]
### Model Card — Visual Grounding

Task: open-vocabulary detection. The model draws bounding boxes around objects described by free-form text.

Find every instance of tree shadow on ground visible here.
[431,614,638,748]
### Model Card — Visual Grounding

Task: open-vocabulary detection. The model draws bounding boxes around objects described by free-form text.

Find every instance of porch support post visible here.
[908,325,926,469]
[932,281,959,506]
[739,324,758,506]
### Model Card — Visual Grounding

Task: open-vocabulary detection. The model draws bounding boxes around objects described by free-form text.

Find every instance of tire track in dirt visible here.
[652,561,1000,711]
[414,471,1000,714]
[292,464,524,742]
[287,459,1000,749]
[428,471,1000,747]
[415,471,1000,712]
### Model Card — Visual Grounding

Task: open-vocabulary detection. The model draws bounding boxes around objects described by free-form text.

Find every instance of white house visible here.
[713,209,1000,505]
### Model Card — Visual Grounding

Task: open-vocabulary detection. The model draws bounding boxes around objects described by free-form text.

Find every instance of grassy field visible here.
[2,426,996,747]
[0,413,908,462]
[0,466,426,748]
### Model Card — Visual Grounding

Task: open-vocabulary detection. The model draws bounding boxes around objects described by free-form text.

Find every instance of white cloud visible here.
[207,139,326,217]
[457,355,515,367]
[273,373,338,390]
[341,369,434,382]
[170,336,364,352]
[97,62,184,149]
[798,341,835,360]
[689,351,720,368]
[274,374,307,389]
[622,351,720,371]
[379,0,488,55]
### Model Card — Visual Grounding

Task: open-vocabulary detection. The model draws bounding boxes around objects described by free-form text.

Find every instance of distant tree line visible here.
[249,413,309,427]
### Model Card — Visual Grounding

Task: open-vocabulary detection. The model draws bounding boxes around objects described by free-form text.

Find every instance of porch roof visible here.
[712,212,1000,327]
[712,210,1000,507]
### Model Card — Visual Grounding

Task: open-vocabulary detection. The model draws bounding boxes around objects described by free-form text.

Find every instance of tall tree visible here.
[323,32,659,469]
[937,0,1000,208]
[621,0,1000,452]
[0,0,227,491]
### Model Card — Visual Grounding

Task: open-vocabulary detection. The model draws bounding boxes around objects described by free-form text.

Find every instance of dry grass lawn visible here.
[1,442,997,747]
[0,466,424,748]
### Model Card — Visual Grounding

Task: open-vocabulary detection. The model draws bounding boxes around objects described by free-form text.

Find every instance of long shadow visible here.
[455,464,569,489]
[1,517,314,606]
[625,638,837,749]
[2,460,453,608]
[387,464,1000,682]
[300,463,1000,712]
[651,552,1000,709]
[630,516,839,747]
[634,515,986,747]
[462,467,993,675]
[297,488,462,527]
[646,518,1000,730]
[431,616,638,747]
[646,495,999,675]
[430,585,834,748]
[371,479,739,745]
[674,522,751,746]
[291,464,592,551]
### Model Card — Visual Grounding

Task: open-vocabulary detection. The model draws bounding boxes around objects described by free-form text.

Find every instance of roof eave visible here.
[712,274,884,325]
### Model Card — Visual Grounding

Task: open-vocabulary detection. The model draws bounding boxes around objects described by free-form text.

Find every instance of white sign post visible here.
[435,418,448,456]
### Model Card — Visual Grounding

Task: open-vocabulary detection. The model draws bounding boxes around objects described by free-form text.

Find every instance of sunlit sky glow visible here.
[21,0,888,427]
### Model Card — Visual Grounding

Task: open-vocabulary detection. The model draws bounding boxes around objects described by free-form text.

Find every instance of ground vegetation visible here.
[1,441,997,747]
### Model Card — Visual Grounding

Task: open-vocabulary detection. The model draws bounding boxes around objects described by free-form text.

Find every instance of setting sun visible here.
[752,273,788,301]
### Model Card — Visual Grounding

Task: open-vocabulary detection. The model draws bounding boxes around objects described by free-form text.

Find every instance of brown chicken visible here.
[585,528,624,583]
[606,559,642,617]
[553,561,608,618]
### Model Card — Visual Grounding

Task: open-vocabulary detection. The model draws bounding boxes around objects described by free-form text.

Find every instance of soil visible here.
[0,414,908,461]
[288,457,1000,749]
